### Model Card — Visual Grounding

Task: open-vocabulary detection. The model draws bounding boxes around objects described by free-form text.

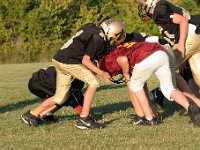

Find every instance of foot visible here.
[131,115,146,126]
[21,110,39,127]
[39,115,58,123]
[88,113,96,122]
[188,102,200,126]
[75,115,102,130]
[178,108,188,116]
[142,117,158,126]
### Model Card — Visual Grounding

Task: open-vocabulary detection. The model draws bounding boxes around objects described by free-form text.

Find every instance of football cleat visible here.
[131,115,146,126]
[21,110,39,127]
[75,115,102,130]
[142,117,158,126]
[188,102,200,126]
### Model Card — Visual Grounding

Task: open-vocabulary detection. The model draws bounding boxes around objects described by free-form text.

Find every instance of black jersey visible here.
[31,66,56,92]
[124,32,147,43]
[29,66,85,107]
[190,15,200,26]
[152,0,188,46]
[53,23,107,64]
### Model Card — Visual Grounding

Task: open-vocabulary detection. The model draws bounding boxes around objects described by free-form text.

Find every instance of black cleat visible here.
[131,115,146,126]
[142,117,158,126]
[75,115,102,130]
[21,110,39,127]
[39,115,58,123]
[188,102,200,126]
[88,113,97,122]
[178,108,188,116]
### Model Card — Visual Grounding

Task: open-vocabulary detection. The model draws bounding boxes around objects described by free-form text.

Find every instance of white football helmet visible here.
[100,18,126,45]
[138,0,159,20]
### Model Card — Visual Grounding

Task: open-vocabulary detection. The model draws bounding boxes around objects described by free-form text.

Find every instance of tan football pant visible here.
[52,59,100,105]
[181,24,200,86]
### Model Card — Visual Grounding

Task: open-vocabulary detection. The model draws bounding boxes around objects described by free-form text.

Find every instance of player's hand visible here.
[101,71,110,83]
[123,73,130,82]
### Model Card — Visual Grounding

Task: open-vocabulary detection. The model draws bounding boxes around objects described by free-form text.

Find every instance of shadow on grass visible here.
[40,100,128,126]
[0,83,125,114]
[0,98,40,114]
[54,100,183,125]
[0,87,181,125]
[54,100,182,126]
[97,84,126,91]
[55,101,132,121]
[159,99,182,120]
[92,101,132,118]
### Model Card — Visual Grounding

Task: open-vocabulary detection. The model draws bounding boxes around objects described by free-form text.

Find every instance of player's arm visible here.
[116,56,130,81]
[172,13,188,58]
[82,55,110,83]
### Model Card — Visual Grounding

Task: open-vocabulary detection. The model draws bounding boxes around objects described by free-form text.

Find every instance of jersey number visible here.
[61,30,83,50]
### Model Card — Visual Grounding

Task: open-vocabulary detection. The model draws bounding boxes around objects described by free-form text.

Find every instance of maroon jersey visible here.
[98,42,164,76]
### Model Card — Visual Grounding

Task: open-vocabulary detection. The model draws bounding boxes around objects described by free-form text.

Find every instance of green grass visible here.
[0,63,200,150]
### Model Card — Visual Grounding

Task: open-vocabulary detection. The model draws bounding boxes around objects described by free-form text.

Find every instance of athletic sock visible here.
[146,116,153,121]
[46,112,53,116]
[75,105,82,114]
[30,111,38,117]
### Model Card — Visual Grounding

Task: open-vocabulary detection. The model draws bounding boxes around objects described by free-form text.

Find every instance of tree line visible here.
[0,0,199,64]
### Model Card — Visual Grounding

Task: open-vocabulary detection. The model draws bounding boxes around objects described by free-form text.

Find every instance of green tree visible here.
[0,0,199,64]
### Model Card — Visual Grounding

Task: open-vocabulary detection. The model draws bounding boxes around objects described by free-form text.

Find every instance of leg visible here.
[128,84,158,125]
[176,72,193,94]
[154,53,190,111]
[66,65,99,117]
[31,97,56,117]
[134,89,154,119]
[39,104,58,117]
[128,89,144,117]
[188,79,200,98]
[170,90,189,110]
[144,84,158,116]
[80,86,97,117]
[60,64,102,129]
[130,51,162,123]
[31,64,73,116]
[21,97,57,127]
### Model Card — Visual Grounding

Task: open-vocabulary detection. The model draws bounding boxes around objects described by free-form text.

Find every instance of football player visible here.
[137,0,200,89]
[21,18,126,129]
[27,66,84,122]
[98,41,200,126]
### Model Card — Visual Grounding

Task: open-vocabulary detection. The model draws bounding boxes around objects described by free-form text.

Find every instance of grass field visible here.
[0,63,200,150]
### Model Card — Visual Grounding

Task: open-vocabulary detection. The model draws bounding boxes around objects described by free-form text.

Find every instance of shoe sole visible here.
[20,115,38,127]
[21,115,30,125]
[75,124,89,130]
[75,123,103,129]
